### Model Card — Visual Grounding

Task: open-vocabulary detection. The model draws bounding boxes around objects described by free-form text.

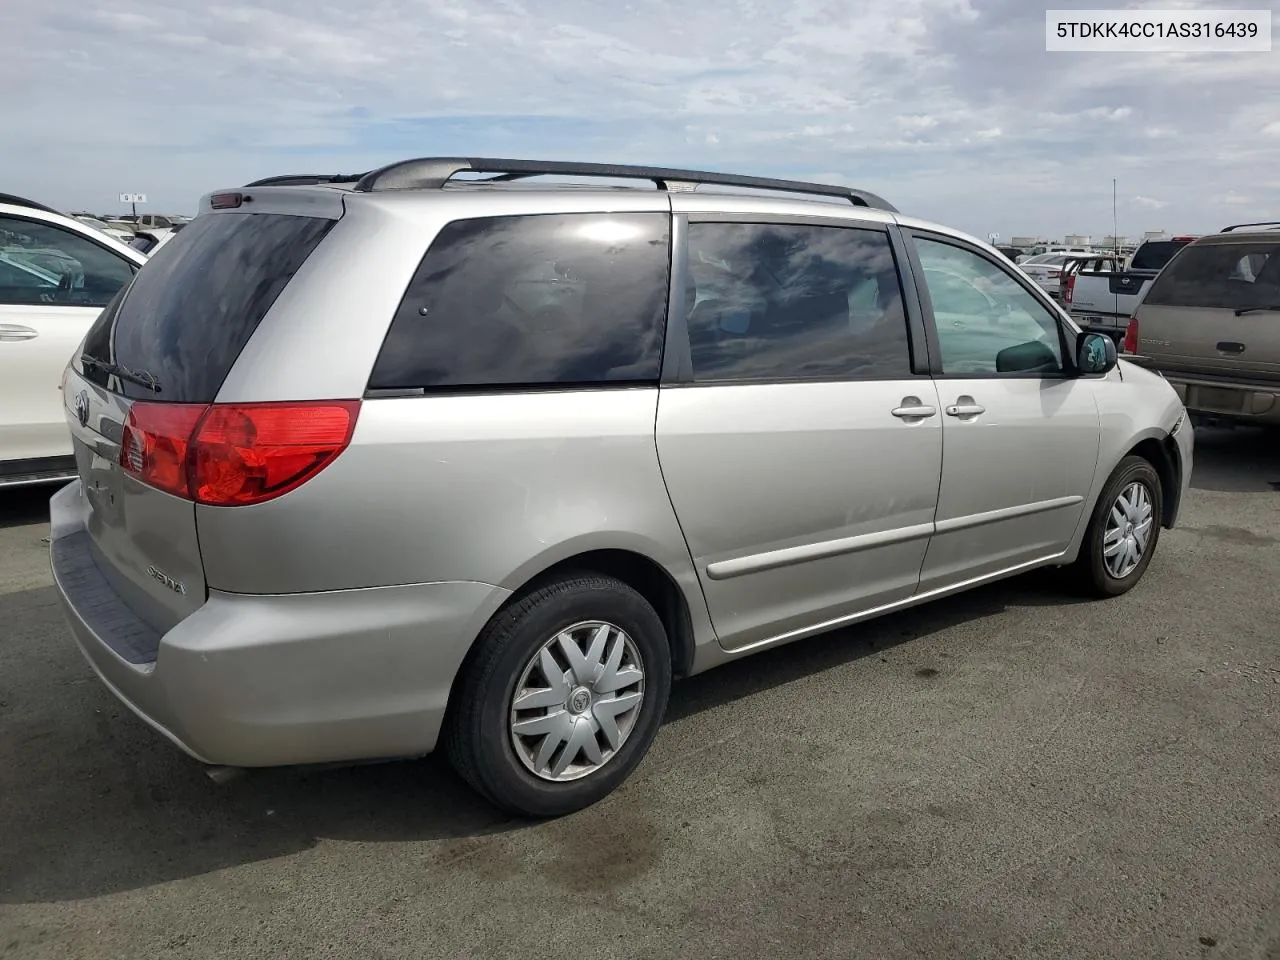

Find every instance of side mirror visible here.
[1076,331,1117,375]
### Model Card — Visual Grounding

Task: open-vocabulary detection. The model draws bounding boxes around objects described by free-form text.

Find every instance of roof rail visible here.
[0,192,62,215]
[348,157,898,212]
[243,173,367,187]
[1220,221,1280,233]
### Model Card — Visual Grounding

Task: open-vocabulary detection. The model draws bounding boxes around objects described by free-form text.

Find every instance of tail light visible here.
[1122,318,1140,354]
[119,403,208,498]
[1064,272,1077,304]
[1048,270,1061,279]
[119,400,360,506]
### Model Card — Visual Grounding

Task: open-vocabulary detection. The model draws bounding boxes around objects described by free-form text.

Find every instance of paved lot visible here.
[2,428,1279,960]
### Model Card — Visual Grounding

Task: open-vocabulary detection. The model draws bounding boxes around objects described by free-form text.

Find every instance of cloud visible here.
[1217,191,1253,206]
[2,0,1278,238]
[1133,196,1169,210]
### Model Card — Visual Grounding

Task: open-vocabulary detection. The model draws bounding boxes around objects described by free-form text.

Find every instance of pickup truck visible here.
[1062,238,1196,341]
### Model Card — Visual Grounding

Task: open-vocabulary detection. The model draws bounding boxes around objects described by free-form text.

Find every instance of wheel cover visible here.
[1103,480,1154,579]
[509,620,646,782]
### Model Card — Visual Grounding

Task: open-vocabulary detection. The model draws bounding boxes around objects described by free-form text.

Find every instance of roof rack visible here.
[1220,221,1280,233]
[243,173,366,187]
[295,157,900,211]
[0,192,62,215]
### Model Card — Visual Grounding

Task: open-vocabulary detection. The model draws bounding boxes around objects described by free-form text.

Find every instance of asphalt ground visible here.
[2,426,1278,960]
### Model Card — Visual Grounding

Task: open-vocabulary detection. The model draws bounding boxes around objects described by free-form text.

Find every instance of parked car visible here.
[127,224,185,256]
[1060,253,1123,306]
[1067,237,1198,342]
[72,215,136,245]
[0,193,145,487]
[49,158,1192,818]
[135,213,184,232]
[1123,224,1280,426]
[1017,253,1080,298]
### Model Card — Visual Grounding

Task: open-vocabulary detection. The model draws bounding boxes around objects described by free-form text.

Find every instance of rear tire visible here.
[444,573,671,818]
[1073,455,1163,598]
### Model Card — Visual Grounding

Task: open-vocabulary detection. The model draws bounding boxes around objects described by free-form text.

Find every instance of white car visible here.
[1016,253,1084,299]
[127,225,185,256]
[73,215,136,245]
[0,194,146,486]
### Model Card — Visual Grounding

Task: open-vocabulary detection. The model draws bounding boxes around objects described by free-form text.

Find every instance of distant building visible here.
[1011,236,1044,248]
[1143,230,1166,240]
[1064,234,1092,247]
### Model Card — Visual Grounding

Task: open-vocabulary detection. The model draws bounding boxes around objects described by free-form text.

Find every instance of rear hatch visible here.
[63,203,337,638]
[1134,238,1280,381]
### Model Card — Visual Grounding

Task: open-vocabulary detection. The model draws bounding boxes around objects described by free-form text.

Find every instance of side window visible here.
[368,213,670,391]
[915,237,1065,376]
[684,222,912,382]
[0,216,135,308]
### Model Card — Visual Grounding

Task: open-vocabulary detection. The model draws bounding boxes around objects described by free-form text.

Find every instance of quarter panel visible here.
[196,388,706,605]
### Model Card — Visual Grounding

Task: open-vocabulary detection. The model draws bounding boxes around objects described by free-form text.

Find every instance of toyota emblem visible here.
[74,390,90,427]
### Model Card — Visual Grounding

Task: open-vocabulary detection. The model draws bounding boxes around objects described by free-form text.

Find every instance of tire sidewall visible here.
[1087,457,1163,596]
[470,579,671,817]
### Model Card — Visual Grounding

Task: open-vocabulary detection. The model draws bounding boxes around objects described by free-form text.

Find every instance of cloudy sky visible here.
[3,0,1277,239]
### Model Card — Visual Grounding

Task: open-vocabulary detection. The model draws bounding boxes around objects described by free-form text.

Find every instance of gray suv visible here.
[50,158,1193,817]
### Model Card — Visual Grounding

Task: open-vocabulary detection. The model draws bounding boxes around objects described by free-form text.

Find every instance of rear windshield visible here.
[80,212,333,402]
[1130,241,1189,271]
[1144,242,1280,310]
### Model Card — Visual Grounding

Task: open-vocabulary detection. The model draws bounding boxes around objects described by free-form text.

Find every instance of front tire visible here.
[1074,455,1163,597]
[444,573,671,818]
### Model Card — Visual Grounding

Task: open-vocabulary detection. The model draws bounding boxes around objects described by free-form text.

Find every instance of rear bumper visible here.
[1160,373,1280,425]
[49,481,511,768]
[1069,312,1126,336]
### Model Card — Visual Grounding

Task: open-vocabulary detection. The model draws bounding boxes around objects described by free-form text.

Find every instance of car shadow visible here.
[1188,425,1280,493]
[0,567,1086,905]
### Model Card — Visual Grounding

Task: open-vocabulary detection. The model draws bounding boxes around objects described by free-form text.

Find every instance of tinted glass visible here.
[684,222,911,382]
[1130,241,1188,271]
[80,212,333,402]
[0,216,135,307]
[916,238,1064,376]
[1144,242,1280,310]
[369,213,670,390]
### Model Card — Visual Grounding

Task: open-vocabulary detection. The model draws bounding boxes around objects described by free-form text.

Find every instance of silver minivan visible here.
[50,158,1193,817]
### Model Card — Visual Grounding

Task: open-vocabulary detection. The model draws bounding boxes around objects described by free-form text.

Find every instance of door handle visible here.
[891,397,937,420]
[0,324,39,342]
[945,396,985,419]
[1216,341,1246,354]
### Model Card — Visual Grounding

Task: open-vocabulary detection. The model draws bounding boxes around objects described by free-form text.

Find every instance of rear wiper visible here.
[1234,305,1280,316]
[80,355,162,393]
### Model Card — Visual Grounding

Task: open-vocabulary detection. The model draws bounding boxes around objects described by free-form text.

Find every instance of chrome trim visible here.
[725,551,1067,654]
[933,495,1084,535]
[704,522,935,581]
